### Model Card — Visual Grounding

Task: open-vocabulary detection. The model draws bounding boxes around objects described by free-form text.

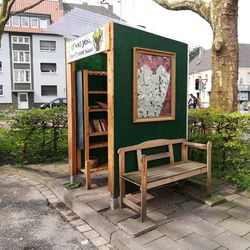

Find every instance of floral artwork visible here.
[133,48,176,122]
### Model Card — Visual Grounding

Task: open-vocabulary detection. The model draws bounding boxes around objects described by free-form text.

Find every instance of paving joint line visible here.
[0,167,138,250]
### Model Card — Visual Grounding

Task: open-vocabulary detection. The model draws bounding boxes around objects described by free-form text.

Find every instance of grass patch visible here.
[64,182,81,189]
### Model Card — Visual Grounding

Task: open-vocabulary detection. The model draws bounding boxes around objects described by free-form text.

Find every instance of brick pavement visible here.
[0,163,250,250]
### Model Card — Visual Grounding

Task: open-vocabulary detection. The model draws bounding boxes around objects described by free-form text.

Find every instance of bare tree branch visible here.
[10,0,45,16]
[6,0,16,16]
[0,0,10,21]
[154,0,212,25]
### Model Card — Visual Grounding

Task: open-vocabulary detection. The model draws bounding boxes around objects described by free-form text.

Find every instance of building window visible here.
[12,36,30,44]
[0,85,3,95]
[0,61,2,72]
[24,37,29,43]
[12,37,18,43]
[40,40,56,51]
[40,19,48,29]
[30,18,38,28]
[13,51,30,63]
[21,17,29,27]
[14,69,31,82]
[12,16,20,26]
[247,73,250,83]
[40,63,57,73]
[41,85,57,96]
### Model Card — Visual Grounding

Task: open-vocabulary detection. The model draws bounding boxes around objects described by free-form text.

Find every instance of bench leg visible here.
[120,178,125,209]
[207,172,211,195]
[140,183,147,222]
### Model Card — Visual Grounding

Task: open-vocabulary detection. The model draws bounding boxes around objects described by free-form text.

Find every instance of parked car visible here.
[243,101,249,111]
[40,98,67,109]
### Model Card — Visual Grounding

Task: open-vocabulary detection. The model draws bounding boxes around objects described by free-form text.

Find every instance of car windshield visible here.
[53,99,60,104]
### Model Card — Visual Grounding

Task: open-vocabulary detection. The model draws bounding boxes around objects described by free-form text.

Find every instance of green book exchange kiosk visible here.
[67,22,188,207]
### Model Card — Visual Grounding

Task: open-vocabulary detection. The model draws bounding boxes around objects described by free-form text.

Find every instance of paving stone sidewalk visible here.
[1,162,250,250]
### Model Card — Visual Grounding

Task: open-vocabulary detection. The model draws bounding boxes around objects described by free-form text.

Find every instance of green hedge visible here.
[0,107,68,165]
[188,109,250,190]
[1,107,249,190]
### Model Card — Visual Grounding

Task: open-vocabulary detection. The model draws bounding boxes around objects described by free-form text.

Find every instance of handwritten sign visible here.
[67,26,106,62]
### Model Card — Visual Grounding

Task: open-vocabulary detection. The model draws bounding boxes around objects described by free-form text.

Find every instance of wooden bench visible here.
[118,139,212,222]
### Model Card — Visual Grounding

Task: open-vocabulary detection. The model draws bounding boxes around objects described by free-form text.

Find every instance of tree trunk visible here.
[154,0,239,112]
[209,0,239,112]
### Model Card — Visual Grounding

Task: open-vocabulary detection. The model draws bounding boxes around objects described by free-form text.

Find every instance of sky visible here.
[107,0,250,50]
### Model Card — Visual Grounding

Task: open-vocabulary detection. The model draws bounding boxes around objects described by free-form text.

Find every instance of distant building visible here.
[189,44,250,106]
[0,0,66,110]
[0,0,118,110]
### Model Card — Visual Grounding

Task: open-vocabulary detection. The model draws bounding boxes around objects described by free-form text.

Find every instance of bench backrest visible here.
[118,139,184,171]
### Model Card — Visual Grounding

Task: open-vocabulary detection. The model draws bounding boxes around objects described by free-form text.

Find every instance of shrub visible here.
[0,107,68,165]
[188,109,250,190]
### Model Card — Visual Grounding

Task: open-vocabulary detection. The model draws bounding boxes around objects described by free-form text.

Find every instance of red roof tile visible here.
[4,0,64,33]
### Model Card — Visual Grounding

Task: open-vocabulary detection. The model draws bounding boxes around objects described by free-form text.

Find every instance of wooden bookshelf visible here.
[89,108,107,112]
[89,131,108,137]
[88,91,107,94]
[80,163,108,174]
[89,141,108,149]
[83,70,108,189]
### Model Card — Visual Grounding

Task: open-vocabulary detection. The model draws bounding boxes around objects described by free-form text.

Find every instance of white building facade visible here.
[0,0,66,110]
[0,33,12,109]
[189,44,250,106]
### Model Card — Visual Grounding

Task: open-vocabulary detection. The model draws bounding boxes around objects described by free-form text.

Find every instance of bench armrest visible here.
[182,140,212,175]
[183,141,208,150]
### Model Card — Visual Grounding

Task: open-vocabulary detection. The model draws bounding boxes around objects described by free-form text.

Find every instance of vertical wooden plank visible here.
[83,70,89,162]
[168,144,175,164]
[136,150,142,170]
[83,70,91,188]
[171,53,176,120]
[207,141,212,193]
[132,48,138,122]
[119,151,125,208]
[85,160,91,190]
[67,62,77,177]
[181,139,188,161]
[107,22,115,196]
[140,155,147,222]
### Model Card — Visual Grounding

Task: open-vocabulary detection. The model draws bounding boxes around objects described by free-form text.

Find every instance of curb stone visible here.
[0,167,140,250]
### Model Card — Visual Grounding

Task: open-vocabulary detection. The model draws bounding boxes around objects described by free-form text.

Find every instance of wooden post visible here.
[207,142,212,194]
[119,150,125,209]
[67,62,78,183]
[140,155,148,222]
[181,139,188,161]
[107,23,115,202]
[85,160,91,189]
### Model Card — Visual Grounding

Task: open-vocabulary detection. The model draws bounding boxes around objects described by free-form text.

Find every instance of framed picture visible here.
[133,47,176,123]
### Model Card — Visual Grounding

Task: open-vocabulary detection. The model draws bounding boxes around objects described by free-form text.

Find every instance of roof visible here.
[62,2,119,19]
[48,7,121,38]
[4,0,64,34]
[189,44,250,73]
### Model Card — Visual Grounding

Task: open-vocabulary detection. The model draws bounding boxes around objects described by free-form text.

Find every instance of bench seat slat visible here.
[122,160,206,185]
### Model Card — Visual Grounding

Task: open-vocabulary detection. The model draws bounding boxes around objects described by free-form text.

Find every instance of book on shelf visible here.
[95,101,108,109]
[89,104,101,110]
[89,119,108,133]
[100,119,108,131]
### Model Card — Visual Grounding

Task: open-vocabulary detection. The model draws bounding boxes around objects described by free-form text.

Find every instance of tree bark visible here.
[154,0,239,112]
[209,0,238,112]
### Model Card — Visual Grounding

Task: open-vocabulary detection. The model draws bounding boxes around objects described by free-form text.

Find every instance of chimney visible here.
[198,47,204,57]
[108,4,113,12]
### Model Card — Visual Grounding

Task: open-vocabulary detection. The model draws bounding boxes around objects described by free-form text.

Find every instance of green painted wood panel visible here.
[113,23,188,196]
